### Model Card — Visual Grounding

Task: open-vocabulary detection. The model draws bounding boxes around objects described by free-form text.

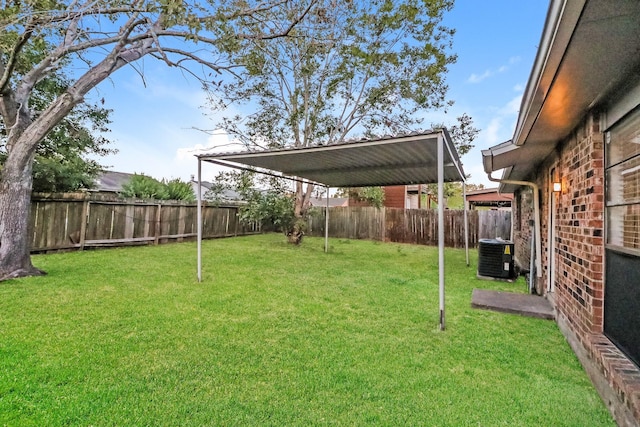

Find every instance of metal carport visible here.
[195,129,467,330]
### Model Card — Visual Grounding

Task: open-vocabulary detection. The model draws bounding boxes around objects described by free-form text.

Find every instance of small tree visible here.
[206,170,299,238]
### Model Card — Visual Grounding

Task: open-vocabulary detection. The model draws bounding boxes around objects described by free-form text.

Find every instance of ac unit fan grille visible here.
[478,239,514,279]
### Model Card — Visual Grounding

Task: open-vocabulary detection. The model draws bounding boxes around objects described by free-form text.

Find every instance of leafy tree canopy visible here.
[208,0,457,242]
[432,113,479,157]
[0,71,115,193]
[336,187,385,208]
[212,0,456,149]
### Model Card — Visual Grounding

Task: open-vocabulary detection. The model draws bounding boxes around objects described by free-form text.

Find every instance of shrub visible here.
[165,178,196,202]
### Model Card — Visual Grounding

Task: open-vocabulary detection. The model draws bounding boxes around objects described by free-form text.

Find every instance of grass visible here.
[0,234,613,426]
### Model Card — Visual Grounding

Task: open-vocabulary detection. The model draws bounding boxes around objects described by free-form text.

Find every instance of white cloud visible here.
[467,69,493,83]
[500,95,522,116]
[484,117,503,146]
[467,56,522,84]
[176,129,244,159]
[472,94,522,157]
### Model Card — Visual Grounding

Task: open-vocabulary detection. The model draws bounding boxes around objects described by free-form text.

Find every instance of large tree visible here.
[210,0,456,243]
[1,69,115,193]
[0,0,317,280]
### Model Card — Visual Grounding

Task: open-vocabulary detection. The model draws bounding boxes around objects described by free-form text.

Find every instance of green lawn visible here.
[0,234,613,426]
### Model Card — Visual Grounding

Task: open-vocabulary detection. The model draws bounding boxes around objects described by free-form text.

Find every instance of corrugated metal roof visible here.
[197,130,465,187]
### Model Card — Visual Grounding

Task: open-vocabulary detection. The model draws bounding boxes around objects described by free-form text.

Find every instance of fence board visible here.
[27,195,511,253]
[478,210,511,240]
[27,194,257,253]
[308,207,507,248]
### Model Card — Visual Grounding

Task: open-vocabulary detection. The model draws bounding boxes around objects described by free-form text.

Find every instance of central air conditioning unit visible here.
[478,238,515,279]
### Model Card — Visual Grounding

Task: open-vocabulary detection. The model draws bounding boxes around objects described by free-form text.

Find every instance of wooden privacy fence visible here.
[28,193,258,252]
[307,207,511,248]
[478,209,512,240]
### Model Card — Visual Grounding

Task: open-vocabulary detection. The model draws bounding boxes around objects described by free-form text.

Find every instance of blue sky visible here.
[92,0,549,186]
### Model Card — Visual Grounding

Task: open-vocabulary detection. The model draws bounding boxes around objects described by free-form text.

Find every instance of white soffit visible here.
[197,130,465,187]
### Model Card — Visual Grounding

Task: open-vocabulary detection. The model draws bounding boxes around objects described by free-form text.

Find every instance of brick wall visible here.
[516,113,605,334]
[513,188,534,272]
[512,111,640,424]
[383,186,406,209]
[541,113,605,339]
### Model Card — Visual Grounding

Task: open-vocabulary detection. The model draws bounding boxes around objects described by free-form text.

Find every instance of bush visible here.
[120,175,195,201]
[165,178,196,202]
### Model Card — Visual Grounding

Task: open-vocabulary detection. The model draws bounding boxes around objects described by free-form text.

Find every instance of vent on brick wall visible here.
[478,239,515,279]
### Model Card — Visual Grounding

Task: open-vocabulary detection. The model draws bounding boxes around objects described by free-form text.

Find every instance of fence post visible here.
[154,204,162,245]
[234,207,239,236]
[124,203,135,239]
[79,199,89,251]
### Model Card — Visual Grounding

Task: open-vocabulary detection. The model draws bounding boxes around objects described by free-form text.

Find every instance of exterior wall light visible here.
[553,182,562,193]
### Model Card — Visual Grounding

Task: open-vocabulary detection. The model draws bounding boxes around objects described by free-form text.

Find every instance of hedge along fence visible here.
[306,207,512,248]
[28,193,259,253]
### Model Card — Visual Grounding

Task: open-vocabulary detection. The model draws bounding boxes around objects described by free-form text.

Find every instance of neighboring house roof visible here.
[189,180,243,203]
[309,197,349,207]
[92,171,136,192]
[482,0,640,192]
[466,188,513,206]
[406,184,430,194]
[92,172,242,203]
[466,187,513,200]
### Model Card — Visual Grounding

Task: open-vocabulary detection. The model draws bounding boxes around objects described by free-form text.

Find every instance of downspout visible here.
[487,172,542,281]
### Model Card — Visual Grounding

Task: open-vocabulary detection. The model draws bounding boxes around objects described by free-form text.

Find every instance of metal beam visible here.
[463,182,469,267]
[325,186,329,253]
[438,134,445,331]
[197,158,203,282]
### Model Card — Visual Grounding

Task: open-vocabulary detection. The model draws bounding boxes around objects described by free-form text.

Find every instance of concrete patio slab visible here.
[471,288,555,320]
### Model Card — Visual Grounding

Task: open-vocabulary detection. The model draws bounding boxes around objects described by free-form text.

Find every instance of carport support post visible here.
[438,134,445,331]
[463,182,469,267]
[325,186,330,253]
[197,158,202,282]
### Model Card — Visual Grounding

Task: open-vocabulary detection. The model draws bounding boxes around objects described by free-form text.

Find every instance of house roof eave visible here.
[488,0,640,187]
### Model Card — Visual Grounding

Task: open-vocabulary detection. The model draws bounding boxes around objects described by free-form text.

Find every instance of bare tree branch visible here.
[0,17,37,94]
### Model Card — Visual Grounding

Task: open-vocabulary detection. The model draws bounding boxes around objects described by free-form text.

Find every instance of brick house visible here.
[349,185,433,208]
[465,188,512,211]
[481,1,640,425]
[382,185,431,209]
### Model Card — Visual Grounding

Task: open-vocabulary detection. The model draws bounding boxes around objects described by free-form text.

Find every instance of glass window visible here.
[607,108,640,167]
[606,107,640,253]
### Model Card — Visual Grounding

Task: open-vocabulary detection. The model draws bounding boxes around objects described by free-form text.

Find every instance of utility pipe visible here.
[487,172,542,278]
[529,219,536,293]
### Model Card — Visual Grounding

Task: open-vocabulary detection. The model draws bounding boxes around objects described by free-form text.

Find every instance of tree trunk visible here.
[285,218,305,245]
[285,181,314,245]
[0,149,45,280]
